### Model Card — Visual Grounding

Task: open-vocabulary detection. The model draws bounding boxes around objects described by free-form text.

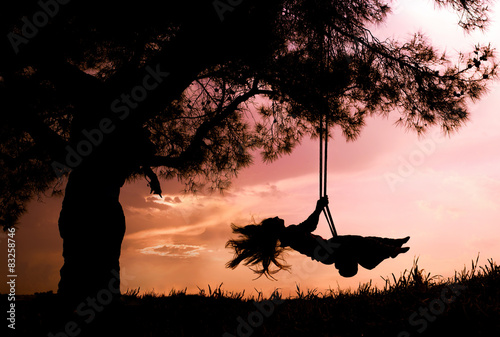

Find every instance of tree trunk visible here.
[57,165,126,307]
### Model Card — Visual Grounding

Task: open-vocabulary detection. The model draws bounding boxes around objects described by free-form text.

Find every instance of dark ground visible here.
[2,258,500,337]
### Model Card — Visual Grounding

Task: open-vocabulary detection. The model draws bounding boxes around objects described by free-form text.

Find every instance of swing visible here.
[225,114,411,279]
[318,113,338,237]
[316,31,338,237]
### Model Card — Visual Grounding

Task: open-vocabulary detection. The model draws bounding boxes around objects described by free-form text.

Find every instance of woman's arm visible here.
[296,197,328,233]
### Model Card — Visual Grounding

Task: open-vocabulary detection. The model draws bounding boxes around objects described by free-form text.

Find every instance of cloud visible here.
[140,243,206,258]
[146,195,182,205]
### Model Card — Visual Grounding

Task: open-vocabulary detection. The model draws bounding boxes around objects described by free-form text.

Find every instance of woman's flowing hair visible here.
[225,218,290,279]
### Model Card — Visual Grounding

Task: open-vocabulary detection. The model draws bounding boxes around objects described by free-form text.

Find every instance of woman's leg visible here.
[365,236,410,247]
[358,252,390,270]
[333,235,407,271]
[324,235,409,275]
[358,237,409,269]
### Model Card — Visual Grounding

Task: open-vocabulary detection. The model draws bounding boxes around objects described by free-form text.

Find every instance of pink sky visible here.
[2,0,500,297]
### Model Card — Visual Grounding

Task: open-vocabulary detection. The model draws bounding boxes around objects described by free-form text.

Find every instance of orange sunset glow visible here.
[1,0,500,299]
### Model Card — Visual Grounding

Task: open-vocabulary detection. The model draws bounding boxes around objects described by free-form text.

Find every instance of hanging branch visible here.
[142,166,162,197]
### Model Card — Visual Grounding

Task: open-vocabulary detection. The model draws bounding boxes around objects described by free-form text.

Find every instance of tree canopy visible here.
[0,0,497,229]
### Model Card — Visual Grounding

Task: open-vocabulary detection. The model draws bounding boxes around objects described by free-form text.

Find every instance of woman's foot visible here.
[395,236,410,246]
[391,246,410,258]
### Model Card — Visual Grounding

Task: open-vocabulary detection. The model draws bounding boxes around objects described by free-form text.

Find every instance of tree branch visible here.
[184,80,258,149]
[149,155,182,168]
[34,60,108,108]
[150,80,260,169]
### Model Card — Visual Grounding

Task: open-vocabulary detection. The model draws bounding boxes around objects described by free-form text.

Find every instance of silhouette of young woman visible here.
[226,197,410,278]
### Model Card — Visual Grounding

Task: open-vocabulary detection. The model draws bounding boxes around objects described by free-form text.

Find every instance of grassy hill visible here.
[4,257,500,337]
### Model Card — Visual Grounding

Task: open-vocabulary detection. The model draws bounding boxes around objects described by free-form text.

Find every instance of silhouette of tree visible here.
[0,0,497,304]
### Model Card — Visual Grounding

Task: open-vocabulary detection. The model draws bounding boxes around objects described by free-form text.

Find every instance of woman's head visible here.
[225,217,288,279]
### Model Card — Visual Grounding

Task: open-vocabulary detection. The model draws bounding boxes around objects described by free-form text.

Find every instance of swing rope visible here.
[319,114,338,237]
